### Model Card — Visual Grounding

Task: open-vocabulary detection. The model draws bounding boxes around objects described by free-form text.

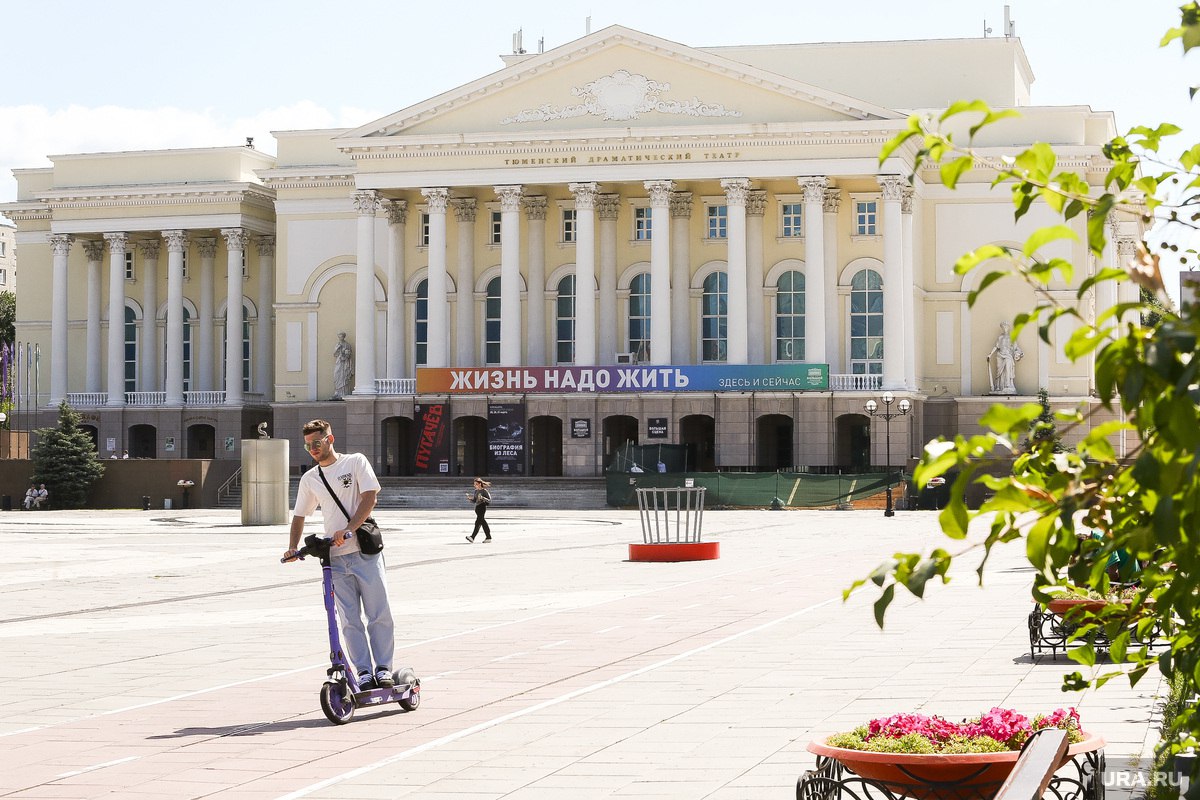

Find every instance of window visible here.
[420,213,430,247]
[781,202,804,238]
[849,269,884,375]
[181,250,189,281]
[414,280,428,366]
[124,306,138,393]
[0,269,6,285]
[701,271,728,362]
[634,207,652,241]
[490,211,502,245]
[180,308,192,391]
[556,274,576,364]
[125,251,135,281]
[775,270,805,361]
[628,272,651,361]
[706,205,728,239]
[221,303,251,392]
[241,250,248,279]
[854,200,878,236]
[0,240,6,256]
[562,208,577,243]
[484,277,501,364]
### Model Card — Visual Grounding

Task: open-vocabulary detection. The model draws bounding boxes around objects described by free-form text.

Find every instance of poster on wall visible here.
[487,403,526,476]
[647,418,668,438]
[413,403,451,475]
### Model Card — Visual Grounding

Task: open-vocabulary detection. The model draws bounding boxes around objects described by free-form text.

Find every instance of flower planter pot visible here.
[1046,597,1109,616]
[806,731,1104,800]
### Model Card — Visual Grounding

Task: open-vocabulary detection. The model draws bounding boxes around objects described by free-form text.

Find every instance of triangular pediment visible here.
[339,26,900,144]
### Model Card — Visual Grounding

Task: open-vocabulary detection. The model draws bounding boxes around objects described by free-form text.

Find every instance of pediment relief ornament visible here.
[501,69,741,125]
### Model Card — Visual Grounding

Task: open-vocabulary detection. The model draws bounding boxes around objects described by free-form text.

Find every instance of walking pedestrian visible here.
[465,478,492,543]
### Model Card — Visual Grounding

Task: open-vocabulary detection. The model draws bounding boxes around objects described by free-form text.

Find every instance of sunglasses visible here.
[304,435,329,452]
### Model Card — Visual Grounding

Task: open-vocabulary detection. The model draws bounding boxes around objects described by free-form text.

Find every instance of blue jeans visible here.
[330,551,394,677]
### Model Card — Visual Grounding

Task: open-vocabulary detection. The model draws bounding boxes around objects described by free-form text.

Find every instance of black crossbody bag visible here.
[317,466,384,555]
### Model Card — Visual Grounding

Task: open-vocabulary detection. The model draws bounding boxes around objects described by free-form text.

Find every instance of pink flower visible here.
[858,707,1080,751]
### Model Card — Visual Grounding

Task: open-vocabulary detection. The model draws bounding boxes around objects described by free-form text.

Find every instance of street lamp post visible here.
[865,392,911,517]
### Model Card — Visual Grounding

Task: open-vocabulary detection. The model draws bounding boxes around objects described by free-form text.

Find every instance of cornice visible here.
[258,169,356,191]
[31,183,276,212]
[0,204,52,222]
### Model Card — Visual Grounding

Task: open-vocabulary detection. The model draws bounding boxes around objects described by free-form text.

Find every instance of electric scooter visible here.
[282,533,420,724]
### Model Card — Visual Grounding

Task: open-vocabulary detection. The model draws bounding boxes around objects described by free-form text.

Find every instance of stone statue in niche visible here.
[333,332,353,400]
[987,321,1024,394]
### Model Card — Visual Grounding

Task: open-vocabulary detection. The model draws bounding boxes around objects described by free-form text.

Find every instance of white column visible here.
[901,187,917,390]
[822,189,842,372]
[746,190,766,364]
[670,191,692,364]
[163,230,187,406]
[1097,213,1119,321]
[524,196,548,365]
[352,190,380,395]
[1116,233,1140,324]
[645,180,673,364]
[83,240,104,393]
[255,235,275,397]
[721,179,750,364]
[799,177,828,366]
[385,201,407,377]
[422,188,450,367]
[878,175,906,390]
[569,184,597,365]
[104,233,128,405]
[49,234,72,406]
[195,238,217,391]
[138,239,160,392]
[597,194,620,363]
[451,197,478,367]
[495,184,523,366]
[221,228,247,405]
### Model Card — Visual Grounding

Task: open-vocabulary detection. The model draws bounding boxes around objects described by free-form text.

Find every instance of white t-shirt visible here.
[293,452,381,557]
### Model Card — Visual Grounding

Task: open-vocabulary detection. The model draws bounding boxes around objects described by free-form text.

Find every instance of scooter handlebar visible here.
[280,532,353,564]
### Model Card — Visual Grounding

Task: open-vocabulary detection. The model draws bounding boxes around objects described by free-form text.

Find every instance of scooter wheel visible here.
[320,682,355,724]
[394,668,420,712]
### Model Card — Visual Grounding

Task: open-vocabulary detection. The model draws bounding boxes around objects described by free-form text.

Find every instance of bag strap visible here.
[316,466,353,525]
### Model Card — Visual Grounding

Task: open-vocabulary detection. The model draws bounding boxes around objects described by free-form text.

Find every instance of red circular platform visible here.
[628,542,720,562]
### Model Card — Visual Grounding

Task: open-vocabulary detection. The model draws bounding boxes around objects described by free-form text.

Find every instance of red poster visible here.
[413,403,451,475]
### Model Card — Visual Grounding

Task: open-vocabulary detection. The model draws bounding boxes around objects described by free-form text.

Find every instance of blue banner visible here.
[417,363,829,394]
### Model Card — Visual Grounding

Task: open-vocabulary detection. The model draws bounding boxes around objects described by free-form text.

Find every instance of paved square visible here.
[2,508,1160,798]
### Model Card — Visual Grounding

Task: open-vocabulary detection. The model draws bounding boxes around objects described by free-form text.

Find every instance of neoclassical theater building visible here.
[1,26,1138,477]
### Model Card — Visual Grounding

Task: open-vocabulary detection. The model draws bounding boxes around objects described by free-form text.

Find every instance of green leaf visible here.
[1022,225,1078,258]
[873,584,895,628]
[940,156,974,189]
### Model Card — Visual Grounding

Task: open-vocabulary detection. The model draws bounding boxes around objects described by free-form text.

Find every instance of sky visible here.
[1,0,1196,298]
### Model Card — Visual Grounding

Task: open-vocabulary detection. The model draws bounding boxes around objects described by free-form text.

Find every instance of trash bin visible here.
[1,495,10,512]
[142,495,151,511]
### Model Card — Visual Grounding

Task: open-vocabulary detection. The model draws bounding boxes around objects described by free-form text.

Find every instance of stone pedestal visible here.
[242,439,289,525]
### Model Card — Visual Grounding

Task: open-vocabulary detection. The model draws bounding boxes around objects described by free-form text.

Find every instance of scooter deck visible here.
[351,682,419,706]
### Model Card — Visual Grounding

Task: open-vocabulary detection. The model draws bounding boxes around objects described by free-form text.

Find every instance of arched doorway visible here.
[837,414,871,471]
[455,416,487,476]
[529,415,563,476]
[680,414,715,471]
[602,415,638,468]
[381,416,415,476]
[187,424,215,459]
[756,414,793,470]
[80,425,100,453]
[129,424,157,459]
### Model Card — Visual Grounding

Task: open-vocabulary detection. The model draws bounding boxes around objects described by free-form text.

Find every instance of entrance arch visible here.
[680,414,715,471]
[129,424,157,459]
[381,416,415,476]
[529,415,563,476]
[836,414,871,471]
[187,424,215,459]
[756,414,793,470]
[80,425,99,453]
[602,415,638,468]
[455,416,487,476]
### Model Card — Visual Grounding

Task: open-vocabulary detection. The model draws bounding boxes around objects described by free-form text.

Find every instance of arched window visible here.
[415,279,428,366]
[701,271,728,362]
[556,274,575,364]
[181,308,192,392]
[775,270,805,361]
[124,305,138,394]
[628,272,651,362]
[221,302,252,392]
[485,277,501,365]
[849,269,884,376]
